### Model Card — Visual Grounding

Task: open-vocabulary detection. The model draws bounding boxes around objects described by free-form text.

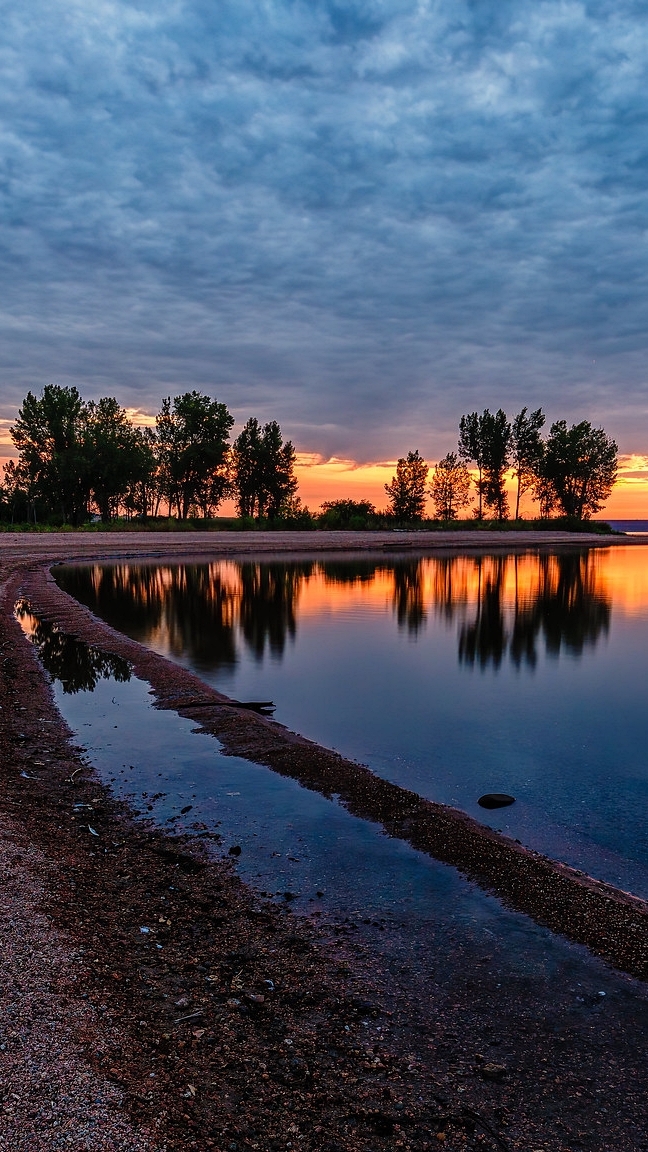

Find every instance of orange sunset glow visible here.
[293,452,648,520]
[71,548,648,665]
[3,414,648,519]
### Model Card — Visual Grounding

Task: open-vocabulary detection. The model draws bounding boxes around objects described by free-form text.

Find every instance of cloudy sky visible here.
[1,0,648,504]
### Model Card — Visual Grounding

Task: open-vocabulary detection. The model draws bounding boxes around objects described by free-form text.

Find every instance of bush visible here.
[317,499,377,530]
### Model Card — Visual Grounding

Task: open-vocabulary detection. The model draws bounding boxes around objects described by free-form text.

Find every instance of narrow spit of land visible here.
[1,531,648,1152]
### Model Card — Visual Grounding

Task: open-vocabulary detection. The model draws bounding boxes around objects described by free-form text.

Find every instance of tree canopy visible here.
[538,420,618,519]
[156,391,234,520]
[84,397,154,522]
[455,407,617,522]
[384,450,429,521]
[429,452,472,520]
[458,409,511,520]
[318,500,376,529]
[231,418,298,520]
[11,385,89,525]
[510,407,545,520]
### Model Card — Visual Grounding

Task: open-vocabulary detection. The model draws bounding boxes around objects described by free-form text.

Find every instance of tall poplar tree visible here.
[458,412,486,519]
[481,408,512,521]
[510,407,545,519]
[458,409,511,520]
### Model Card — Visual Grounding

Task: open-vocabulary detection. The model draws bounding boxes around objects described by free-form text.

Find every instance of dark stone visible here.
[228,845,242,856]
[478,793,516,809]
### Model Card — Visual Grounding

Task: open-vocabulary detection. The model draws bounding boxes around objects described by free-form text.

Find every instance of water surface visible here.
[55,546,648,895]
[18,602,639,1003]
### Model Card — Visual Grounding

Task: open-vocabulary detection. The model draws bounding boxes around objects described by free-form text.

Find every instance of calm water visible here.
[19,597,647,1014]
[18,601,588,991]
[54,546,648,896]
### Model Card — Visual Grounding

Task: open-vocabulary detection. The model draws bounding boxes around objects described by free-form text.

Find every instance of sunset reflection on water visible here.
[55,545,648,893]
[55,547,633,671]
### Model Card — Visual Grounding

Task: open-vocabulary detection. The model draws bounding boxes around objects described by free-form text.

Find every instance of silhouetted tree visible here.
[84,397,154,522]
[231,419,298,520]
[384,450,428,521]
[11,385,90,524]
[510,407,545,519]
[533,472,558,519]
[429,452,472,520]
[458,412,487,520]
[1,459,33,523]
[481,409,512,520]
[156,391,233,519]
[122,426,158,520]
[538,420,618,520]
[458,409,512,521]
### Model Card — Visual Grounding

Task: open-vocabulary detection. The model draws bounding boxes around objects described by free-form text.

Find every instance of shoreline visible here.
[17,561,648,985]
[2,533,648,1150]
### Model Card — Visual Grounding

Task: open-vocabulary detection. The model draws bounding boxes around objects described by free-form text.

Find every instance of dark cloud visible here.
[1,0,647,459]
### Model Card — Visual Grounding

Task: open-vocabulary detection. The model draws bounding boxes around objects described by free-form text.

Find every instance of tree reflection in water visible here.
[238,562,314,661]
[319,560,383,585]
[458,551,610,669]
[54,549,611,676]
[15,600,131,693]
[392,560,426,634]
[509,552,611,667]
[59,563,238,672]
[57,561,314,669]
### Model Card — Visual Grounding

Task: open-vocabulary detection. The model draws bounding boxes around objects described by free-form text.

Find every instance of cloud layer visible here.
[1,0,647,458]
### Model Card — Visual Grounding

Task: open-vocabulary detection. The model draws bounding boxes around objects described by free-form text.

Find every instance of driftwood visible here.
[175,699,275,714]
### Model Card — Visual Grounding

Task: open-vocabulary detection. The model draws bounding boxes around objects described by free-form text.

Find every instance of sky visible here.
[1,0,648,514]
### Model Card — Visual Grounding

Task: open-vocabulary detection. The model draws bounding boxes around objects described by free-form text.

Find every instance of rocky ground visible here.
[1,532,648,1152]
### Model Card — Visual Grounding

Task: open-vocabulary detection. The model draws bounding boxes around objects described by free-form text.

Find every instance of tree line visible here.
[382,407,617,523]
[0,386,618,526]
[1,385,301,525]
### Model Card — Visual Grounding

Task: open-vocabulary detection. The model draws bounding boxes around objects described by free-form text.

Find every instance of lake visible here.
[53,544,648,898]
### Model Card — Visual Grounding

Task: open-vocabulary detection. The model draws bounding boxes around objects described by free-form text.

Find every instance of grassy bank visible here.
[0,515,617,534]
